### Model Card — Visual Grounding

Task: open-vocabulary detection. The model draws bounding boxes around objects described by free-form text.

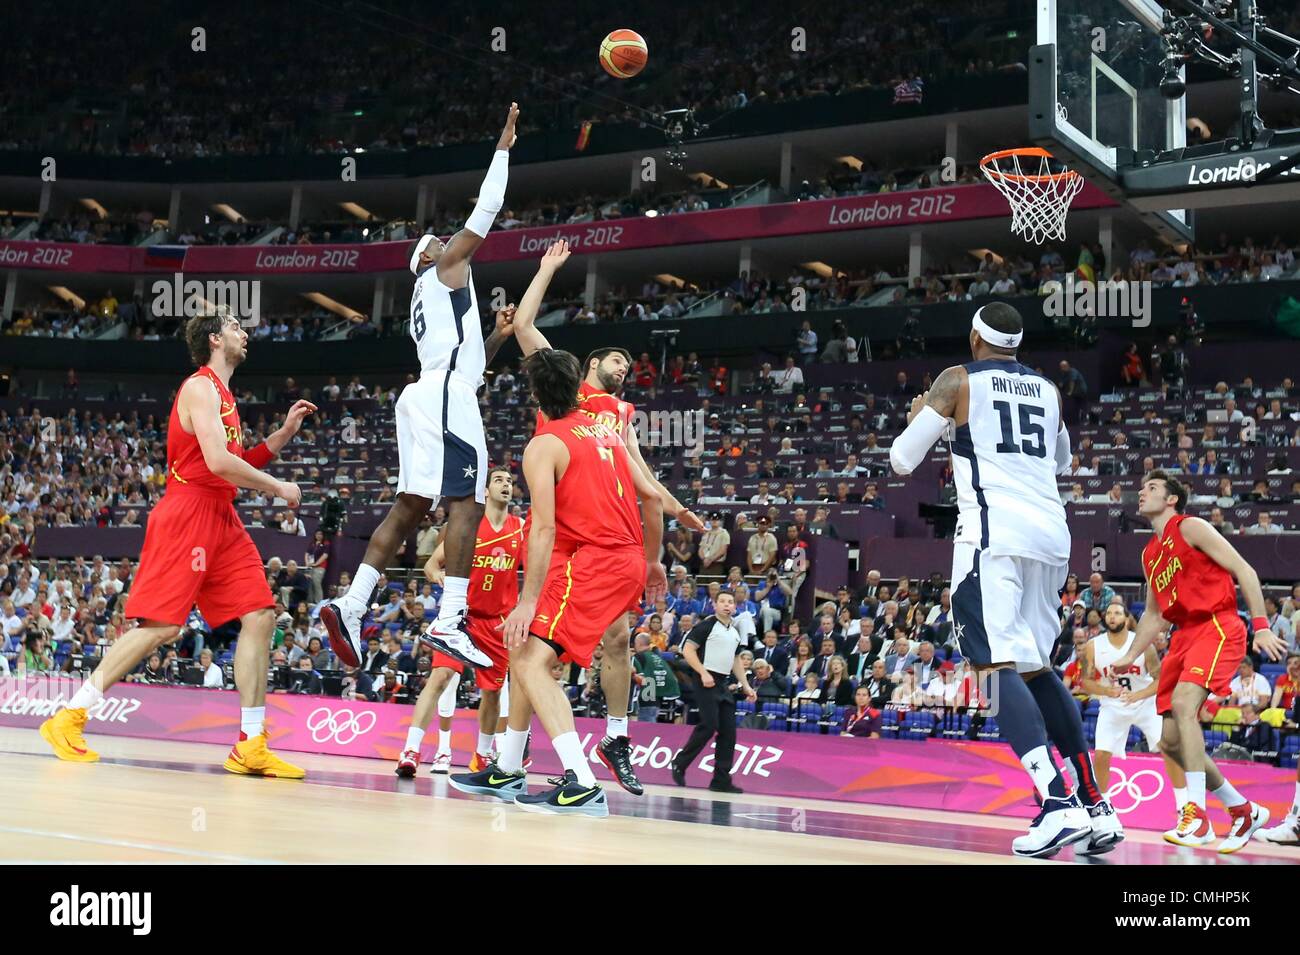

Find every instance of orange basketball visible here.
[599,29,648,79]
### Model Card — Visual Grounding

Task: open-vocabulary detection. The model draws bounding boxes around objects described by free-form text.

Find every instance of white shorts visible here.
[437,671,460,719]
[395,373,488,504]
[1095,700,1164,755]
[950,542,1067,673]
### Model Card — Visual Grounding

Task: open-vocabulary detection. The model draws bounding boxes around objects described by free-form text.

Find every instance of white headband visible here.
[409,234,437,275]
[972,305,1023,349]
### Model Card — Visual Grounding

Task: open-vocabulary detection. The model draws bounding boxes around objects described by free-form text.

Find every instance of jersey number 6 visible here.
[412,300,426,342]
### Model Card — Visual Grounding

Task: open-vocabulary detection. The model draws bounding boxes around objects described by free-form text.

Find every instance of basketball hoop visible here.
[979,147,1084,245]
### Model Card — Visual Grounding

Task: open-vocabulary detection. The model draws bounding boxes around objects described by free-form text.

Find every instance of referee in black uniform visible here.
[671,591,756,793]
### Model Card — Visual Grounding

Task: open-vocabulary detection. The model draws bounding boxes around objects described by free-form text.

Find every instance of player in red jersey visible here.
[40,314,315,777]
[502,239,703,796]
[450,348,662,815]
[394,467,523,777]
[1115,470,1288,853]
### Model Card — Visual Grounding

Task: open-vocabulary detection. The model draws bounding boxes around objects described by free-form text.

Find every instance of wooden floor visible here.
[0,727,1295,865]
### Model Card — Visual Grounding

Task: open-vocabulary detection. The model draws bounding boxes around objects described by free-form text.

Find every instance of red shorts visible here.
[124,488,274,627]
[431,613,510,690]
[1156,612,1246,715]
[530,544,644,668]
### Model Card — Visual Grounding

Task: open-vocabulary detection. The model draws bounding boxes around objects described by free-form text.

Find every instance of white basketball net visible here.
[981,150,1084,245]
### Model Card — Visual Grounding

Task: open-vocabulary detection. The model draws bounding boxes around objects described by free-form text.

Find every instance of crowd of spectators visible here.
[0,1,1030,159]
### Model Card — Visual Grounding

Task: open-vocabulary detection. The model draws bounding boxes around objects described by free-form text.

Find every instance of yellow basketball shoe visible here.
[40,707,100,762]
[224,734,306,779]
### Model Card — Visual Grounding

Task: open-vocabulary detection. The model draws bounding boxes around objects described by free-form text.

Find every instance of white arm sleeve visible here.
[889,405,950,476]
[1054,425,1072,475]
[464,149,510,237]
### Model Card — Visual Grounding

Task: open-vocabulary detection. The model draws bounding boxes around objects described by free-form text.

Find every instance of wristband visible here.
[1251,616,1270,634]
[243,442,274,469]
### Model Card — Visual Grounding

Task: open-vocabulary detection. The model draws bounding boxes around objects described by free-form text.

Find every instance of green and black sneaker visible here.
[448,763,527,801]
[514,770,608,818]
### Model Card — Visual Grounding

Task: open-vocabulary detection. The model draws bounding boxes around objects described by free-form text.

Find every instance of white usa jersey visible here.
[410,263,485,387]
[950,359,1069,562]
[1091,631,1154,711]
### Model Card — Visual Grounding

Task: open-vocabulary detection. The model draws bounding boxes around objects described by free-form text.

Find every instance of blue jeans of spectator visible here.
[637,704,660,723]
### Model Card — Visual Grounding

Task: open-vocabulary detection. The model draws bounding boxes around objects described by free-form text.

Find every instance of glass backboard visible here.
[1032,0,1191,236]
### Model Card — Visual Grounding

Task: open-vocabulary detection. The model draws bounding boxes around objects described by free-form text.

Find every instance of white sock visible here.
[552,731,597,787]
[606,715,629,739]
[494,732,506,754]
[438,577,469,620]
[1173,786,1189,811]
[436,728,451,755]
[1187,771,1207,810]
[476,732,493,755]
[1212,778,1247,809]
[404,726,425,753]
[241,706,265,739]
[68,681,103,711]
[1020,745,1060,802]
[343,563,380,612]
[498,727,529,773]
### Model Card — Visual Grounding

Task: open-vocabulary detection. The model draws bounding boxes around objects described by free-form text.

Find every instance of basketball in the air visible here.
[599,30,648,79]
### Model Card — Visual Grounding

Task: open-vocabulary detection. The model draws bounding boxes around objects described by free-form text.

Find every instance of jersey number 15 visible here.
[993,400,1047,458]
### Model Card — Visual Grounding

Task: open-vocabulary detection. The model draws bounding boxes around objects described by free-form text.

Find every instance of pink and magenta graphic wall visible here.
[1,677,1290,832]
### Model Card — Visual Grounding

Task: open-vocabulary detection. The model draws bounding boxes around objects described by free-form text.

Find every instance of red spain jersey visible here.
[470,512,525,619]
[534,409,643,552]
[534,380,635,441]
[165,366,247,500]
[1142,514,1239,626]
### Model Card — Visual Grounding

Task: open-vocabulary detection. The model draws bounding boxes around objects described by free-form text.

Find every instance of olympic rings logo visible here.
[1104,768,1165,814]
[306,706,377,745]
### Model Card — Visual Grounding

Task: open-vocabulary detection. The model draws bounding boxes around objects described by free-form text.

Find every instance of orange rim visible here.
[979,147,1080,184]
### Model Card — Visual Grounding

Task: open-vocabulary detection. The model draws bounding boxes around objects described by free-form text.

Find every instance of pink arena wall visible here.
[1,677,1290,831]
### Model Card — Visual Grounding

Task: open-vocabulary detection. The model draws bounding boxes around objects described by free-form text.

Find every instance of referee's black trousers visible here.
[675,675,736,781]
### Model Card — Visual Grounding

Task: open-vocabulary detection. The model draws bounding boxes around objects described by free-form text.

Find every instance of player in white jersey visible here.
[889,302,1120,859]
[1080,602,1188,829]
[323,104,520,673]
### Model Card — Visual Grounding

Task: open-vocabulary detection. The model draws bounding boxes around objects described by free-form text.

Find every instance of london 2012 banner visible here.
[0,676,1288,832]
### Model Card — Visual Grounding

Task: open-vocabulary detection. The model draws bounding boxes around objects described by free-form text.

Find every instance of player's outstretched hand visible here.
[676,509,705,531]
[494,304,517,337]
[277,481,302,507]
[501,598,536,650]
[283,399,318,434]
[539,238,571,273]
[1252,627,1287,662]
[497,102,519,151]
[423,559,445,586]
[645,561,668,604]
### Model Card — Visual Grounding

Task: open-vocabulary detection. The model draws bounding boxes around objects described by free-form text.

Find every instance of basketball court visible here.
[1,726,1292,865]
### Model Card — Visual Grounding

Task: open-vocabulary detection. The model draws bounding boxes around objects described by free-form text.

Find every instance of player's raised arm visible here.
[502,434,562,648]
[889,364,964,476]
[438,103,519,286]
[1179,516,1288,661]
[511,239,569,356]
[1114,583,1170,671]
[182,377,300,505]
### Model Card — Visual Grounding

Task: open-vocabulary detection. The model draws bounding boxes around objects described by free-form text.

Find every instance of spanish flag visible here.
[575,120,593,152]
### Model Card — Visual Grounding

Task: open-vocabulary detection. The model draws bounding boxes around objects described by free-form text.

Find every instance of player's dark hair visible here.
[585,346,633,375]
[488,465,513,483]
[524,348,582,421]
[185,314,226,366]
[1145,469,1188,513]
[976,302,1023,355]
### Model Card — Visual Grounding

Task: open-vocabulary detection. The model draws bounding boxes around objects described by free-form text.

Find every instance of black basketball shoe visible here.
[596,735,644,795]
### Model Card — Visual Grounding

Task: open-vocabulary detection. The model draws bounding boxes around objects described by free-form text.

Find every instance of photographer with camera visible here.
[755,567,793,633]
